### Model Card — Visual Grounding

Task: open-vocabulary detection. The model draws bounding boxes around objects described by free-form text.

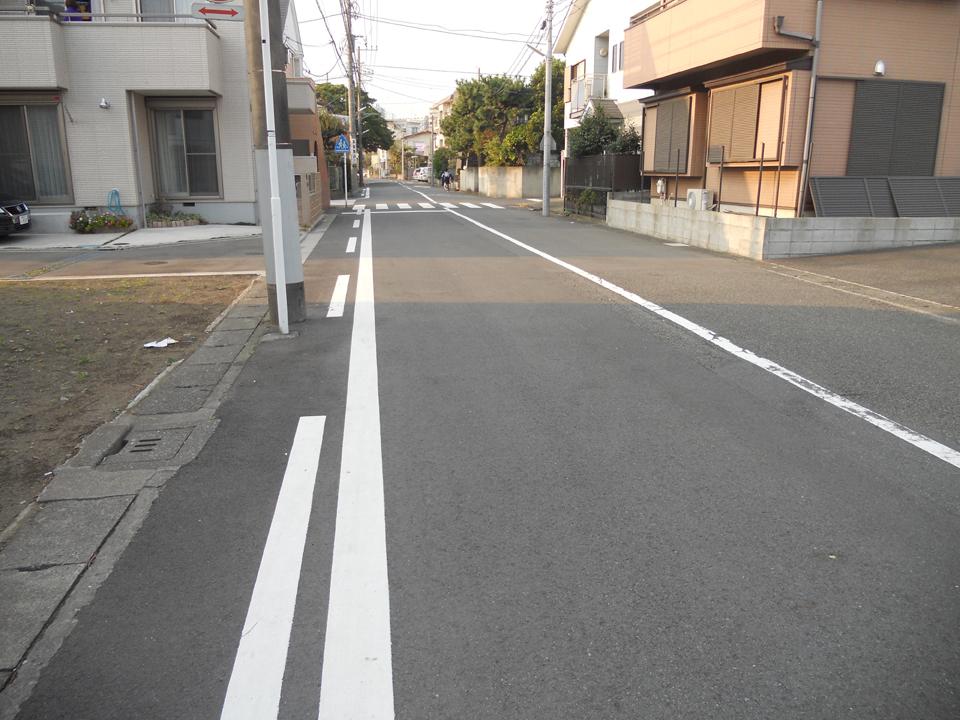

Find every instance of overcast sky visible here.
[290,0,573,120]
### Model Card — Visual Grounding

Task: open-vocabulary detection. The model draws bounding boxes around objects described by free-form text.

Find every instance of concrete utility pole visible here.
[342,0,361,191]
[356,52,365,188]
[243,0,305,330]
[428,115,435,187]
[542,0,554,218]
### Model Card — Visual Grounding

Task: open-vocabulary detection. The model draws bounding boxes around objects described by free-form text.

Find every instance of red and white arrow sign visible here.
[191,1,243,20]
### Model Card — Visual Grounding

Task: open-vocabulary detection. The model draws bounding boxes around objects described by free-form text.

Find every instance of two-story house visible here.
[0,0,316,231]
[624,0,960,217]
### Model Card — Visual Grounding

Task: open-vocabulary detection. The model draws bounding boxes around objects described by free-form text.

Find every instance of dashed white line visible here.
[318,209,395,719]
[220,416,327,720]
[353,204,366,213]
[352,219,360,229]
[447,208,960,471]
[480,202,503,209]
[418,202,435,209]
[664,242,687,247]
[346,236,357,253]
[327,274,350,317]
[396,202,411,209]
[459,202,482,209]
[439,202,457,209]
[376,203,388,210]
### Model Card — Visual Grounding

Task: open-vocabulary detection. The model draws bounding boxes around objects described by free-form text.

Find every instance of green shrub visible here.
[69,210,134,234]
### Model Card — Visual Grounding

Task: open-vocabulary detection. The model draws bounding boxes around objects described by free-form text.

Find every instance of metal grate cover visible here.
[810,176,960,217]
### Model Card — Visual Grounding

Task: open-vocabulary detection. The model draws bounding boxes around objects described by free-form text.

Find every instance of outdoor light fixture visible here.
[98,98,111,109]
[874,60,886,76]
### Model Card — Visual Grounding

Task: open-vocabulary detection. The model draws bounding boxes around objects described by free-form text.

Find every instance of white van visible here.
[413,166,430,182]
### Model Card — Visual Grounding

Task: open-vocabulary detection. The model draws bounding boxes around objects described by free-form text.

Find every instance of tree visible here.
[359,108,394,152]
[432,147,455,178]
[606,123,642,154]
[567,105,618,158]
[314,82,373,115]
[440,75,533,165]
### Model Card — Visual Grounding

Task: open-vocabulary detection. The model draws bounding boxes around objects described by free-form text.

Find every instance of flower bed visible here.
[69,210,135,234]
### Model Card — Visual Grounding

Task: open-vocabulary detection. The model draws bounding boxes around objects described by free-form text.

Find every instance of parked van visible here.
[413,166,430,182]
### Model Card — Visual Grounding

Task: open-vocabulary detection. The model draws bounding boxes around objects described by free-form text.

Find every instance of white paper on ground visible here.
[143,337,178,348]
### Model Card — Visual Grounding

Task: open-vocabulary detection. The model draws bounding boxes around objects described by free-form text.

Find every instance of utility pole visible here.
[428,115,435,187]
[542,0,554,218]
[356,50,365,188]
[243,0,305,330]
[342,0,359,193]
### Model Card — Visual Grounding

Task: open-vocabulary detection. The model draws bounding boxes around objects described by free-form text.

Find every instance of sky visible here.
[290,0,576,120]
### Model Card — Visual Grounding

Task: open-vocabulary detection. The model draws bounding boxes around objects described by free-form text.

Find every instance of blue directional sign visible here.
[334,134,350,154]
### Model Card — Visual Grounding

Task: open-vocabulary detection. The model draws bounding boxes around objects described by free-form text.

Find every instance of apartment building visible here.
[556,0,648,140]
[625,0,960,216]
[0,0,321,231]
[429,92,455,149]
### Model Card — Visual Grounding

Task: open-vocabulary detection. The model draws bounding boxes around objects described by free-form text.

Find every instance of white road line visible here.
[327,274,350,317]
[346,236,357,253]
[447,208,960,471]
[480,202,503,209]
[396,202,412,209]
[376,203,388,210]
[459,202,481,208]
[318,209,395,719]
[418,202,435,209]
[664,242,687,247]
[220,416,326,720]
[353,204,366,212]
[352,219,360,229]
[439,202,457,209]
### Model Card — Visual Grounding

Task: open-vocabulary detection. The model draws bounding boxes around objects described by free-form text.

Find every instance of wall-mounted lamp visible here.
[98,98,111,110]
[874,60,886,77]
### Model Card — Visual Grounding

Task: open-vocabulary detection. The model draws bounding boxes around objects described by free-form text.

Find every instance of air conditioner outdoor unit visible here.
[687,189,714,210]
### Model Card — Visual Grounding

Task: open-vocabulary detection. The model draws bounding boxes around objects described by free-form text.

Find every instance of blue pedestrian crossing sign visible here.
[334,134,350,154]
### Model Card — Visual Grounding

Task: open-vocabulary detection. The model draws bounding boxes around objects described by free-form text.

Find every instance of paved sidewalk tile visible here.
[0,498,132,571]
[205,329,255,347]
[228,304,268,319]
[0,566,85,670]
[38,469,156,502]
[132,386,212,415]
[215,316,261,331]
[166,363,231,388]
[184,345,242,366]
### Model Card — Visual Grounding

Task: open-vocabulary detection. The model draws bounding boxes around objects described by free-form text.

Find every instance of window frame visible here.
[0,97,74,205]
[147,99,223,200]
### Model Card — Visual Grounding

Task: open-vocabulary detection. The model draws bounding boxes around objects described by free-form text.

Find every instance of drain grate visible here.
[101,428,192,466]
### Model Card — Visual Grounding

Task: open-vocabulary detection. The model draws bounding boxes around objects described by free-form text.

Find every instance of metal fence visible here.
[564,153,645,219]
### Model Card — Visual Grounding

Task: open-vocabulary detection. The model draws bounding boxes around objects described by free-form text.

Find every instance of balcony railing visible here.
[570,74,607,116]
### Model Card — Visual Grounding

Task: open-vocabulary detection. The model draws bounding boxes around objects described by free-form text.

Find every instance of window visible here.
[0,103,71,203]
[151,107,220,197]
[140,0,192,21]
[847,80,944,176]
[611,44,618,74]
[653,97,690,173]
[619,42,624,72]
[708,79,783,162]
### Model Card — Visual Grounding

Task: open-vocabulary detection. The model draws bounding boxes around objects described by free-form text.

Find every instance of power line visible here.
[353,13,535,44]
[354,12,539,38]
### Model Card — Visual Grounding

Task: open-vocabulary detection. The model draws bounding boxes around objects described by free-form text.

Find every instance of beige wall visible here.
[624,0,811,88]
[0,17,68,89]
[817,0,960,175]
[809,79,854,176]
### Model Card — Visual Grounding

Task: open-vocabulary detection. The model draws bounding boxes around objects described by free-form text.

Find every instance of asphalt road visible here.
[13,181,960,719]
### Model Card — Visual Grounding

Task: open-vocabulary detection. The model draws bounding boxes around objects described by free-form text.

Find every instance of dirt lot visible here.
[0,276,253,531]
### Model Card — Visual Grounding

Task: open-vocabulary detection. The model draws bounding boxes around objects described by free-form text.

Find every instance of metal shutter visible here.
[890,83,944,176]
[889,177,946,216]
[670,97,690,172]
[730,84,759,160]
[937,177,960,216]
[708,88,734,163]
[755,80,783,160]
[654,102,674,172]
[847,81,899,175]
[810,177,873,217]
[865,177,897,217]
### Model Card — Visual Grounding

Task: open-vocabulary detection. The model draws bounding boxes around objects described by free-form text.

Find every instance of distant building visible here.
[429,92,456,149]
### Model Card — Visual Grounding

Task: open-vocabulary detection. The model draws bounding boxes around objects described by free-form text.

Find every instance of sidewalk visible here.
[0,225,262,252]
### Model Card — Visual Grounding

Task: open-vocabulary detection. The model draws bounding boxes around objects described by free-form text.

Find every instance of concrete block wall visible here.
[607,199,960,259]
[469,166,561,199]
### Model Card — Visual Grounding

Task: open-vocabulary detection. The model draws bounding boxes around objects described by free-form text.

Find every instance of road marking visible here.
[220,415,326,720]
[346,236,357,254]
[480,202,503,209]
[439,202,457,209]
[396,202,412,209]
[447,208,960,471]
[353,204,366,213]
[327,274,350,317]
[352,219,360,229]
[318,209,395,719]
[664,242,687,247]
[418,202,435,209]
[376,203,388,210]
[459,202,481,208]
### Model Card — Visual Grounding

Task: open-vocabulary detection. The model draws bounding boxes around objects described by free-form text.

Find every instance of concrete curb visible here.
[0,277,272,716]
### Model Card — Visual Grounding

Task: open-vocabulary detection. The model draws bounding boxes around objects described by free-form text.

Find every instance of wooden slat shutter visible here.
[730,84,759,160]
[654,101,674,172]
[708,88,734,162]
[755,80,783,159]
[847,80,899,175]
[671,97,690,172]
[890,82,944,175]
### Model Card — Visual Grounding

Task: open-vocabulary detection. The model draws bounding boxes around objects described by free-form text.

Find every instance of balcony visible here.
[623,0,815,89]
[570,74,607,117]
[0,16,68,89]
[0,13,223,95]
[287,77,317,115]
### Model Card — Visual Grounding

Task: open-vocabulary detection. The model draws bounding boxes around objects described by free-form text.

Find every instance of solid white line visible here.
[396,202,412,209]
[480,202,503,208]
[369,209,444,215]
[352,219,360,229]
[376,203,388,210]
[220,416,326,720]
[327,274,350,317]
[447,208,960,471]
[418,202,435,209]
[346,236,357,254]
[318,209,394,719]
[439,202,457,209]
[459,202,481,208]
